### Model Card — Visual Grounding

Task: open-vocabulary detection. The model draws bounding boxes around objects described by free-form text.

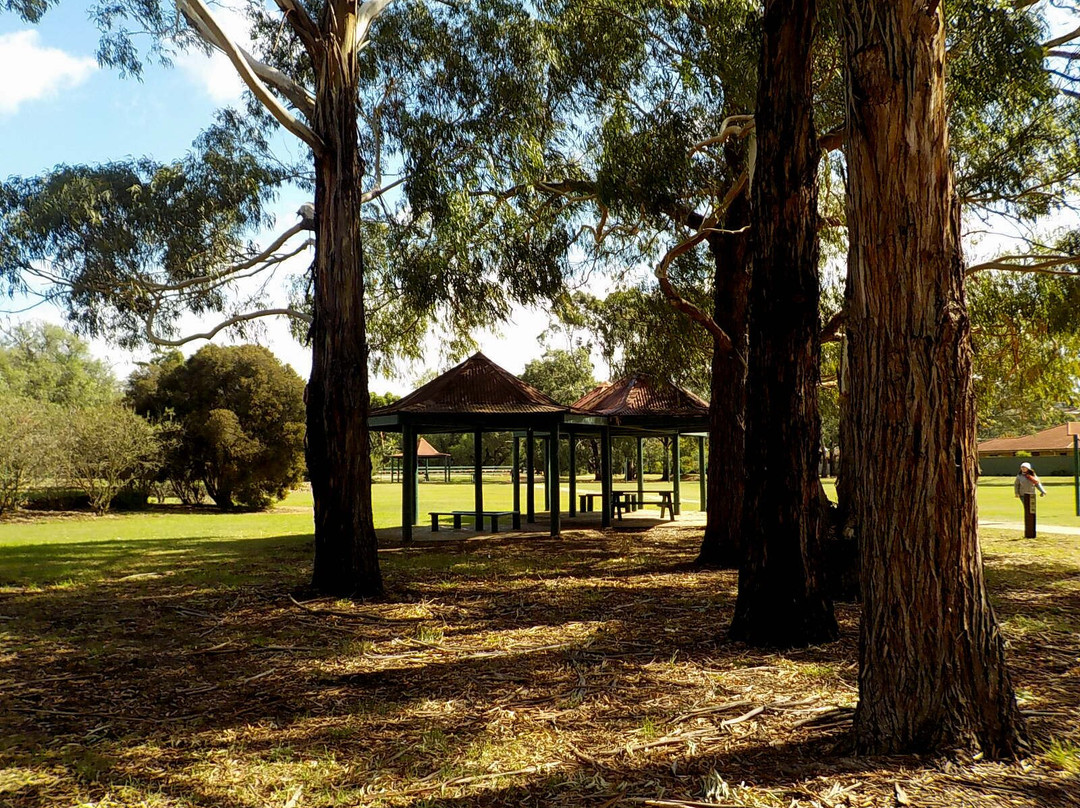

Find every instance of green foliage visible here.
[969,272,1080,437]
[0,394,58,514]
[0,154,283,347]
[0,322,116,406]
[949,1,1080,220]
[369,391,401,474]
[555,288,712,397]
[127,345,305,509]
[60,404,160,514]
[520,347,596,405]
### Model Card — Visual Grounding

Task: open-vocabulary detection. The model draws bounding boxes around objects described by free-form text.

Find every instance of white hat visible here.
[1020,462,1032,470]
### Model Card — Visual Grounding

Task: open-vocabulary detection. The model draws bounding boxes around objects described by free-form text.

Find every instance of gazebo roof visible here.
[390,437,451,459]
[370,352,574,421]
[573,374,709,419]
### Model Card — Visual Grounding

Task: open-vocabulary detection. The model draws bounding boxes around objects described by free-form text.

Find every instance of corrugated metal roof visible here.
[978,424,1075,454]
[390,437,451,458]
[371,352,571,416]
[572,374,709,418]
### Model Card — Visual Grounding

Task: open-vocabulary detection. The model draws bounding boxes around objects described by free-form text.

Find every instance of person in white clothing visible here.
[1014,461,1046,538]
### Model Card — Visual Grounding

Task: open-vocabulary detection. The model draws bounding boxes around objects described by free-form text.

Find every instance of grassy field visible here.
[0,476,1074,591]
[0,481,1078,807]
[819,476,1080,526]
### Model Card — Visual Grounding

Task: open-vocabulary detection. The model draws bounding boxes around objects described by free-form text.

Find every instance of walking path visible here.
[979,520,1080,536]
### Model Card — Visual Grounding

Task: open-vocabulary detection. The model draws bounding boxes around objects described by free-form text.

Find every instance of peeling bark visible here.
[306,8,382,598]
[842,0,1024,755]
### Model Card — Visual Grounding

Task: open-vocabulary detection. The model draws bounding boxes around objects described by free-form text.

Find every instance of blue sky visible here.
[0,4,564,392]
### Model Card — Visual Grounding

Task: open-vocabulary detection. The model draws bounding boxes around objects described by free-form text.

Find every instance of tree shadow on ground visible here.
[0,527,1077,807]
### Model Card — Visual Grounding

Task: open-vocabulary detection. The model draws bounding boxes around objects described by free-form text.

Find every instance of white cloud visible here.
[176,5,252,104]
[0,30,96,115]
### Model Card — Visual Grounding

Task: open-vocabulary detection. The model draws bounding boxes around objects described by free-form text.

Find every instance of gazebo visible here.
[369,352,604,541]
[564,373,710,523]
[388,437,451,482]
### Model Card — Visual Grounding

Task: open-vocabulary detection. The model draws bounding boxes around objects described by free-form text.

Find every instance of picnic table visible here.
[617,489,674,520]
[576,490,675,520]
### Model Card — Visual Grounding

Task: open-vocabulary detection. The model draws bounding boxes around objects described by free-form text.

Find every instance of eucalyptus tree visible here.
[728,0,837,647]
[509,0,760,568]
[841,0,1026,756]
[1,0,570,596]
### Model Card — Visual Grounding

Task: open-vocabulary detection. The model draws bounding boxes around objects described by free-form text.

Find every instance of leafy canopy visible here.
[127,344,306,509]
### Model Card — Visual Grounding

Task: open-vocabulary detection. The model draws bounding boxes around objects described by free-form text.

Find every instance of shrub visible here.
[127,345,306,509]
[60,404,160,514]
[0,396,59,514]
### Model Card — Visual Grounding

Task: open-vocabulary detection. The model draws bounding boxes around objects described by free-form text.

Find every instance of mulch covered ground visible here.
[1,520,1078,807]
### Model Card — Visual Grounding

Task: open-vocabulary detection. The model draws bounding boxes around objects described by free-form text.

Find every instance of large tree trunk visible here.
[306,15,383,598]
[730,0,837,647]
[697,196,750,569]
[842,0,1023,755]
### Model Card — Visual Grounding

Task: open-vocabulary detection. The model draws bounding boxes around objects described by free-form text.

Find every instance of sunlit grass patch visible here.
[1043,737,1080,774]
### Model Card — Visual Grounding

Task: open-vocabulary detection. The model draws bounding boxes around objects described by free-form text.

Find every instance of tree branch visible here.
[818,126,844,153]
[1045,25,1080,51]
[361,176,407,203]
[178,8,315,118]
[177,0,324,153]
[966,253,1080,276]
[690,115,755,156]
[145,307,312,347]
[142,222,312,293]
[356,0,395,45]
[654,223,750,362]
[820,311,845,343]
[273,0,322,57]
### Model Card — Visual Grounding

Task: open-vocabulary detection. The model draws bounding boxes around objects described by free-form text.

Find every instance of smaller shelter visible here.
[389,437,451,482]
[978,424,1078,476]
[571,374,710,517]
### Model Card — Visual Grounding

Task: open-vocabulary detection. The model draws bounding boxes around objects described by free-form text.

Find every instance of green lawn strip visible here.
[821,476,1080,527]
[976,477,1080,524]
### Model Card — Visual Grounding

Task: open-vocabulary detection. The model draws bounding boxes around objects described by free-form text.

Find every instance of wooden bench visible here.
[429,510,521,532]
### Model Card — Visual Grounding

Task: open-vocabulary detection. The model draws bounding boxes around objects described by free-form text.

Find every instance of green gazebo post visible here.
[568,434,577,517]
[549,422,561,537]
[601,425,612,527]
[526,428,536,523]
[636,437,645,507]
[672,433,681,515]
[545,437,553,510]
[512,436,521,518]
[401,425,416,543]
[473,429,484,530]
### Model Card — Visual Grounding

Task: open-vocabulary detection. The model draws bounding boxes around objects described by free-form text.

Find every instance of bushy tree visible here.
[129,345,305,509]
[0,395,59,514]
[520,347,597,405]
[60,404,160,514]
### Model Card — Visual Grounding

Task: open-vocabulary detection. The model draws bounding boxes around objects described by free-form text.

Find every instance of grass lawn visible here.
[0,484,1078,807]
[0,478,703,589]
[819,476,1080,527]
